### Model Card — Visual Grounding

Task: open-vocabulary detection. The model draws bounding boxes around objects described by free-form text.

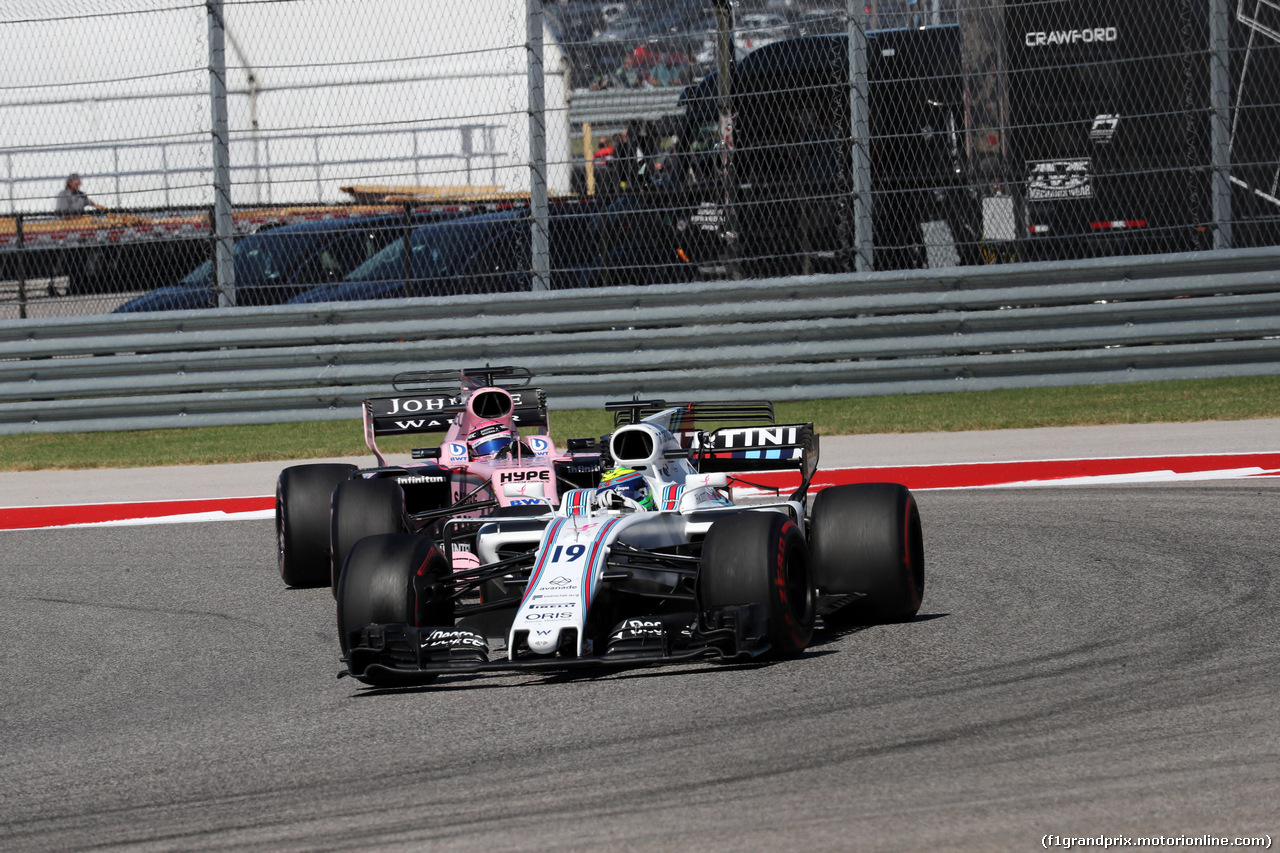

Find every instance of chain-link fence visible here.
[2,0,1278,318]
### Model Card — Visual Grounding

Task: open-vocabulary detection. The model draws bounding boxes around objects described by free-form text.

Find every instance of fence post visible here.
[402,202,412,299]
[713,0,740,280]
[584,121,595,196]
[16,213,27,320]
[1209,0,1232,249]
[527,0,550,292]
[5,153,14,215]
[206,205,217,304]
[207,0,236,306]
[847,0,873,273]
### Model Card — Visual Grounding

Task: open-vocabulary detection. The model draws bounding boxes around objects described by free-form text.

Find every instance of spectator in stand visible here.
[613,54,644,89]
[678,54,703,86]
[648,55,679,87]
[54,173,105,217]
[593,136,615,165]
[597,127,637,194]
[632,44,657,72]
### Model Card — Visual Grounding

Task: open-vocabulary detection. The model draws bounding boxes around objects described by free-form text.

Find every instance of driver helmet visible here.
[598,467,654,510]
[468,419,513,460]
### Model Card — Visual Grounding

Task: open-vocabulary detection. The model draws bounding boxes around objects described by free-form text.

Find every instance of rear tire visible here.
[809,483,924,623]
[276,463,357,587]
[336,534,453,686]
[330,478,408,595]
[700,512,814,657]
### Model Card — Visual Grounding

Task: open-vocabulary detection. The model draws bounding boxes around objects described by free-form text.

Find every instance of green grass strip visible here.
[2,374,1278,471]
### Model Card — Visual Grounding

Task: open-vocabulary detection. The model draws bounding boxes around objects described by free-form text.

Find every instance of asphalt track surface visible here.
[1,422,1277,851]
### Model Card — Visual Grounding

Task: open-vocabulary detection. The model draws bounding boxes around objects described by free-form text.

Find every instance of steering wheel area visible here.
[595,489,647,513]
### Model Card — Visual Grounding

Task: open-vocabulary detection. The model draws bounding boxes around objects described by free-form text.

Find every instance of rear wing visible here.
[687,422,820,503]
[365,388,549,438]
[361,387,549,465]
[604,398,818,499]
[392,366,532,394]
[608,399,776,430]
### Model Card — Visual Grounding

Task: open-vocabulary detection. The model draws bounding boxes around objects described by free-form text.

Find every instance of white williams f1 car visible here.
[336,400,924,687]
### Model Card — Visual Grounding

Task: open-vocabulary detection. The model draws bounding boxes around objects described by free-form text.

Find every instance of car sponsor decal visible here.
[519,517,568,605]
[659,484,684,511]
[707,448,802,461]
[395,474,446,485]
[580,517,622,612]
[562,488,595,515]
[497,469,551,484]
[690,426,801,450]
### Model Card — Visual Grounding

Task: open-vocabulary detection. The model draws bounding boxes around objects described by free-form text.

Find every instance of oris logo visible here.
[1025,27,1117,47]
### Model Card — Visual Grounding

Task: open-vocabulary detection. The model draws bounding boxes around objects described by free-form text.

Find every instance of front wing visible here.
[342,604,772,683]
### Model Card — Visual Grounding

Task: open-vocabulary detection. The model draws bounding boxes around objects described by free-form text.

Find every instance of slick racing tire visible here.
[276,463,357,588]
[330,477,408,596]
[700,511,815,657]
[336,534,453,687]
[809,483,924,623]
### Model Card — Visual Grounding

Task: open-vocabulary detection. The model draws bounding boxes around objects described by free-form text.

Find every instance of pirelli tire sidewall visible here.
[700,511,815,657]
[809,482,924,623]
[276,463,358,588]
[329,477,409,595]
[336,533,452,686]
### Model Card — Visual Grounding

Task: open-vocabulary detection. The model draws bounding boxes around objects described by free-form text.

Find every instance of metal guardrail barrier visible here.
[568,89,685,135]
[1,246,1279,434]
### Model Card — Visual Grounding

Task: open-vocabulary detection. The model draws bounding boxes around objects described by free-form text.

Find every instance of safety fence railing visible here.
[2,246,1278,434]
[3,124,506,213]
[5,1,1277,324]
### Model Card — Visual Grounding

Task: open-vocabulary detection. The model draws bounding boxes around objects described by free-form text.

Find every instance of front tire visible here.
[809,483,924,623]
[700,512,815,657]
[330,477,408,595]
[276,463,357,587]
[336,534,453,687]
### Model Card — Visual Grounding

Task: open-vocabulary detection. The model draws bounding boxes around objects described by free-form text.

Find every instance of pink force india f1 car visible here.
[335,398,926,687]
[275,366,604,595]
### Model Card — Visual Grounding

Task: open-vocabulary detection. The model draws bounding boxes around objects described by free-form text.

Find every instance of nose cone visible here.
[527,628,560,655]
